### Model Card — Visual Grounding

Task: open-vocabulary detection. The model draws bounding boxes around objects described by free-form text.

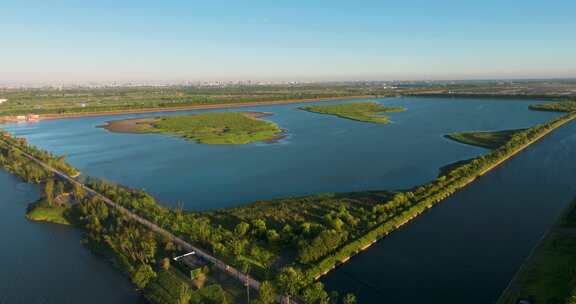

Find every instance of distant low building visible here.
[0,98,7,104]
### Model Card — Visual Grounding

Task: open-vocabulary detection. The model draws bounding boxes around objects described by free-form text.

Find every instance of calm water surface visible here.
[1,97,571,303]
[322,121,576,303]
[0,171,143,303]
[3,97,559,210]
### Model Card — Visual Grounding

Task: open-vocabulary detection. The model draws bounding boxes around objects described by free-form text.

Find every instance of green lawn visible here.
[103,112,284,144]
[445,129,523,149]
[26,202,71,225]
[300,102,406,124]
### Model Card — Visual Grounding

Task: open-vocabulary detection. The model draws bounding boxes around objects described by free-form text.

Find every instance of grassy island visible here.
[445,129,524,149]
[300,102,406,124]
[100,112,284,144]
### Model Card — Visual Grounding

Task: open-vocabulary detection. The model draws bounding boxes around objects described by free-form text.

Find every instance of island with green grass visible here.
[99,112,284,145]
[300,102,406,124]
[445,129,524,149]
[26,201,71,225]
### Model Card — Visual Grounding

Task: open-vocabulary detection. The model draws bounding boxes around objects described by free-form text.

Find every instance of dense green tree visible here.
[235,222,250,237]
[256,281,276,304]
[342,294,356,304]
[177,282,192,304]
[302,282,329,304]
[44,179,55,206]
[277,267,305,299]
[132,264,156,289]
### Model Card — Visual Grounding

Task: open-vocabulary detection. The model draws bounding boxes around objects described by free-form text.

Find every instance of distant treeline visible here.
[0,84,409,116]
[529,101,576,113]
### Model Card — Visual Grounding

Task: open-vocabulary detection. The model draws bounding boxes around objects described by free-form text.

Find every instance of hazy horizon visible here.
[2,1,575,83]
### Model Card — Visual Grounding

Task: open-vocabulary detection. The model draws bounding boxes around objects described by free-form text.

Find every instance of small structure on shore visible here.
[0,98,7,104]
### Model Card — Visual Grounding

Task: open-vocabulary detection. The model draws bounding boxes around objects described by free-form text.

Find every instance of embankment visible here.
[308,112,576,281]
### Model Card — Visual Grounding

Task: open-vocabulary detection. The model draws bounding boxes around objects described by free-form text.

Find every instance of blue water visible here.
[3,97,559,210]
[321,120,576,303]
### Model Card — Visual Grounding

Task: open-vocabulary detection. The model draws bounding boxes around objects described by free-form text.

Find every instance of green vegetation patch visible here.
[445,129,524,149]
[26,200,71,225]
[498,199,576,304]
[300,102,406,124]
[101,112,284,144]
[529,101,576,113]
[145,269,231,304]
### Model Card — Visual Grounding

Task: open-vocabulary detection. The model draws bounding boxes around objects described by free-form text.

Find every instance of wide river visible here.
[1,96,574,303]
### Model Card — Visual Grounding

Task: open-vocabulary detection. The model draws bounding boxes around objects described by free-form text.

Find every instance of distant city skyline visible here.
[2,0,575,83]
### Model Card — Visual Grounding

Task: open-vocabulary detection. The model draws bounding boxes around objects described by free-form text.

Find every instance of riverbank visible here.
[497,198,576,304]
[0,95,375,124]
[307,112,576,281]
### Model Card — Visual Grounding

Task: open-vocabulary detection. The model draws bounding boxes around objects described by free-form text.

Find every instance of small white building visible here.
[0,98,7,104]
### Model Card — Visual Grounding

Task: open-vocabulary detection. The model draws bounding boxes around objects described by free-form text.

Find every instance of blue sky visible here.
[1,0,575,83]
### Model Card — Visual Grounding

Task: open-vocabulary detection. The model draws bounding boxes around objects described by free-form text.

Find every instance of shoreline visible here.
[311,113,576,281]
[0,95,375,124]
[496,198,576,303]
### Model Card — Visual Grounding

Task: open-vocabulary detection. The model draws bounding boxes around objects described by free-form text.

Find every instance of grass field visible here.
[26,201,71,225]
[498,199,576,304]
[0,84,404,117]
[300,102,406,124]
[445,129,523,149]
[101,112,283,144]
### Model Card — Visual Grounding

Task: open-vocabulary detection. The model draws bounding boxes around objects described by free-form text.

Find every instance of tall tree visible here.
[342,294,356,304]
[257,281,276,304]
[44,179,55,206]
[73,182,85,201]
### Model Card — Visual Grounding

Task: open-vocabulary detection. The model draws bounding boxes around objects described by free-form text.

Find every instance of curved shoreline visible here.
[0,95,375,124]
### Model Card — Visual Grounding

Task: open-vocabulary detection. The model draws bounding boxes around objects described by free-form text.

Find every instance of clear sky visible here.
[1,0,575,83]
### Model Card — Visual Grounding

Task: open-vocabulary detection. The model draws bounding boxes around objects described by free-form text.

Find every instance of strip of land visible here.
[99,112,284,145]
[445,129,524,149]
[300,102,406,124]
[530,101,576,113]
[0,95,375,123]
